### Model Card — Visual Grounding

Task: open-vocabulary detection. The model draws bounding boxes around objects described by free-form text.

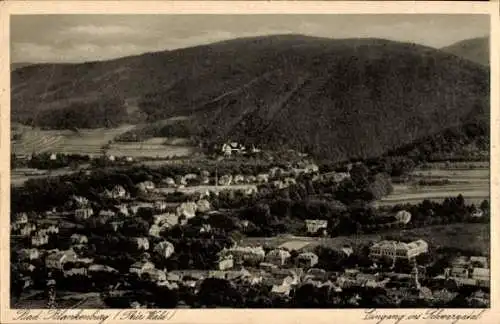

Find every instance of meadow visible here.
[242,223,490,255]
[11,126,196,159]
[375,164,489,207]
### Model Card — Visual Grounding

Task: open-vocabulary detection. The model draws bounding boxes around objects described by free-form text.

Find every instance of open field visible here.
[375,165,489,207]
[11,167,80,187]
[242,223,490,254]
[421,161,489,169]
[12,125,136,156]
[12,126,197,158]
[157,184,258,195]
[107,141,195,159]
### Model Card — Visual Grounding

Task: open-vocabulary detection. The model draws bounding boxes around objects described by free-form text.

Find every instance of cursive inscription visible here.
[12,309,177,323]
[114,310,177,321]
[363,308,488,324]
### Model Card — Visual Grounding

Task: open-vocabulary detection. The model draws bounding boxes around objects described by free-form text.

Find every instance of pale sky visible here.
[10,14,490,64]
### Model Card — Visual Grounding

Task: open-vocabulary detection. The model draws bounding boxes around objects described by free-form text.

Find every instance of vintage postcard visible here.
[1,1,499,324]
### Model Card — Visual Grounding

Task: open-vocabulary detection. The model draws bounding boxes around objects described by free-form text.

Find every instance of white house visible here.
[99,209,116,218]
[176,202,198,219]
[88,264,119,274]
[64,268,87,277]
[218,256,234,271]
[471,268,489,282]
[200,224,212,234]
[218,175,233,186]
[14,213,29,225]
[109,221,124,232]
[104,185,128,199]
[45,249,78,270]
[305,219,328,235]
[222,142,245,156]
[31,232,49,247]
[20,263,37,273]
[142,268,167,282]
[19,224,36,237]
[129,202,154,215]
[154,213,179,228]
[70,234,88,245]
[115,204,130,217]
[245,175,257,184]
[471,208,484,218]
[220,245,266,265]
[154,241,175,260]
[154,200,168,213]
[129,261,155,276]
[470,256,488,268]
[71,196,90,208]
[44,225,59,235]
[75,208,94,221]
[297,252,319,268]
[162,177,176,188]
[134,237,150,251]
[137,181,156,193]
[271,283,292,297]
[149,224,162,238]
[265,249,291,266]
[196,199,211,213]
[256,174,269,184]
[19,248,40,261]
[233,174,245,184]
[395,210,412,224]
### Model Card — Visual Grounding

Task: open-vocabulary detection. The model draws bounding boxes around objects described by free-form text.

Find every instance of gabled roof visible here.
[472,268,490,278]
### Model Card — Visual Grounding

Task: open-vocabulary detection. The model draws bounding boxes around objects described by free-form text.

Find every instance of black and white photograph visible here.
[7,8,494,312]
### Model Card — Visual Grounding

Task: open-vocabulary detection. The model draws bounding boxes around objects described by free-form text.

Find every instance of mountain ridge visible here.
[441,36,489,66]
[11,34,489,161]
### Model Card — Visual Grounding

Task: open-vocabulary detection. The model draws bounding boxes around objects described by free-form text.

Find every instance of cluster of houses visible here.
[122,237,489,306]
[438,255,490,288]
[13,197,490,308]
[12,213,60,247]
[11,156,490,307]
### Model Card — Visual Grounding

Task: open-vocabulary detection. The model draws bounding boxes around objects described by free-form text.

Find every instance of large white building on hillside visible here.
[369,239,428,260]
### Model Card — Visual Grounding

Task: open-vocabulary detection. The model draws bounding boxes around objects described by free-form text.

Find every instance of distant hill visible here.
[11,34,489,161]
[441,36,489,66]
[11,62,35,71]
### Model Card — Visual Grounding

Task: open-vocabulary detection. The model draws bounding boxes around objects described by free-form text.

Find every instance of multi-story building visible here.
[264,249,291,266]
[369,240,428,260]
[74,208,94,221]
[305,219,328,235]
[45,249,78,270]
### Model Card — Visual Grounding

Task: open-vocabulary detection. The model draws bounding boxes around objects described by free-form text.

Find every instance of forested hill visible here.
[441,36,489,66]
[11,34,489,161]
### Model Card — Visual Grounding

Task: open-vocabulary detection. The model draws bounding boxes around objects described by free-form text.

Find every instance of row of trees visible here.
[101,277,488,309]
[387,119,489,163]
[12,153,91,170]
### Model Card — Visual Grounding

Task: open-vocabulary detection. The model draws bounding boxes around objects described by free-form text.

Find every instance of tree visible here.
[197,278,243,307]
[480,200,489,212]
[350,163,370,189]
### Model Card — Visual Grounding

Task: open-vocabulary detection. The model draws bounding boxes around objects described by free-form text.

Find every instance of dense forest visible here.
[11,35,489,162]
[29,97,127,129]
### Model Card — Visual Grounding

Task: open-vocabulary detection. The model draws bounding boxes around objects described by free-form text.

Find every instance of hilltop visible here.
[441,36,489,66]
[11,62,34,71]
[11,34,489,161]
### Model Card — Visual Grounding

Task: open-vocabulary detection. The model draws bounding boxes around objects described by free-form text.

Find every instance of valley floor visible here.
[242,223,490,254]
[374,165,489,207]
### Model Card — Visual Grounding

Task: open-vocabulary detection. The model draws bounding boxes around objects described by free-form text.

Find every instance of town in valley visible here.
[10,14,491,309]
